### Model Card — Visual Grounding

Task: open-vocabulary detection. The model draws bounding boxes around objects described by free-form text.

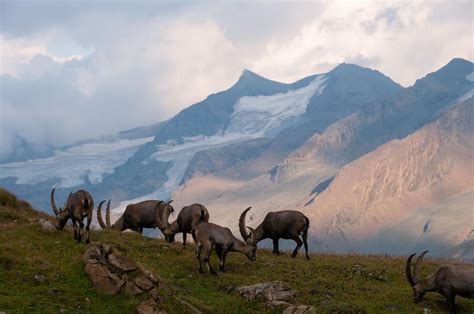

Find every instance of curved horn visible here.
[155,201,164,229]
[247,226,255,244]
[239,207,252,241]
[97,200,107,229]
[50,188,59,216]
[160,202,174,229]
[63,191,72,210]
[406,253,417,286]
[413,250,429,283]
[166,200,173,205]
[105,200,111,228]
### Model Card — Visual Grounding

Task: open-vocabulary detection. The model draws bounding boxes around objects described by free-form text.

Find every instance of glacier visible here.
[103,75,328,218]
[151,75,327,192]
[0,137,153,188]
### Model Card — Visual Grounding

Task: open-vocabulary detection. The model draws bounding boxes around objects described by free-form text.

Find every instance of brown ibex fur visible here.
[192,222,256,275]
[97,199,174,233]
[160,203,209,245]
[406,251,474,313]
[239,207,310,259]
[50,188,93,243]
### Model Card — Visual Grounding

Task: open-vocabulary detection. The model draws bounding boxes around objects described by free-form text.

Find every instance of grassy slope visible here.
[0,189,473,313]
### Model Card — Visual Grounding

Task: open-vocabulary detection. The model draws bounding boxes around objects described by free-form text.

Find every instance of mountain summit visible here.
[2,59,473,261]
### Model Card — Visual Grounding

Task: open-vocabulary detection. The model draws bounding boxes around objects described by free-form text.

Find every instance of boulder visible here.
[38,218,56,231]
[283,305,316,314]
[134,276,154,291]
[124,281,144,296]
[108,253,137,272]
[85,263,119,295]
[235,281,296,307]
[84,243,160,301]
[136,298,166,314]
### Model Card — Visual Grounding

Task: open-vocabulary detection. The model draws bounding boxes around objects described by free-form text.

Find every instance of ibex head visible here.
[246,227,257,261]
[406,250,429,303]
[50,188,70,230]
[156,200,175,242]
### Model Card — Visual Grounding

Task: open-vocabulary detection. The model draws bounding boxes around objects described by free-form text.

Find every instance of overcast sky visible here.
[0,0,472,161]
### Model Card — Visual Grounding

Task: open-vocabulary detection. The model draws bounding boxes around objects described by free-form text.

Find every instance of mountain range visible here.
[1,58,473,260]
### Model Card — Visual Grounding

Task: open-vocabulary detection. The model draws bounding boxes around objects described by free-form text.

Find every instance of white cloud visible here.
[251,1,473,86]
[0,35,47,77]
[0,1,472,162]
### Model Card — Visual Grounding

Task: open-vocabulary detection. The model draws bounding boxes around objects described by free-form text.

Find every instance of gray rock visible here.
[283,305,316,314]
[149,288,161,301]
[108,253,137,272]
[124,281,143,295]
[38,218,56,231]
[84,263,119,295]
[34,273,46,283]
[134,276,154,291]
[235,281,296,307]
[136,298,165,314]
[84,243,103,261]
[83,243,159,299]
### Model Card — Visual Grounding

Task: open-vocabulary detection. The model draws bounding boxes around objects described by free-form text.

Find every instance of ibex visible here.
[97,199,175,233]
[406,251,474,313]
[50,188,93,243]
[239,207,310,260]
[192,222,257,275]
[160,203,209,245]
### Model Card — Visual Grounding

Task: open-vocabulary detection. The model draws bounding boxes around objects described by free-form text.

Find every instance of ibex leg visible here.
[71,216,78,240]
[85,211,92,244]
[302,231,309,260]
[196,243,203,273]
[204,244,216,275]
[290,236,303,258]
[77,220,84,243]
[272,238,280,255]
[183,232,187,246]
[220,252,227,272]
[216,247,225,272]
[446,293,456,314]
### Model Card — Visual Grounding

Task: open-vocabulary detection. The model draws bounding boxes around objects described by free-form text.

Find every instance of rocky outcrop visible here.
[283,305,316,314]
[235,281,296,307]
[84,243,163,312]
[38,218,56,231]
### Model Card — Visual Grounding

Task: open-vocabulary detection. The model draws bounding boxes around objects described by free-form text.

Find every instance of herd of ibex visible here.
[50,188,473,312]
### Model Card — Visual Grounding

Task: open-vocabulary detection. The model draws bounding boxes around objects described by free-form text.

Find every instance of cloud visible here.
[251,1,473,85]
[0,1,472,162]
[0,12,246,161]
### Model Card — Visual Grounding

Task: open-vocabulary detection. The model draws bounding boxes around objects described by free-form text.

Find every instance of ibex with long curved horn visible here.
[239,207,310,260]
[160,203,210,245]
[192,222,256,275]
[97,199,174,233]
[50,188,93,243]
[406,251,474,313]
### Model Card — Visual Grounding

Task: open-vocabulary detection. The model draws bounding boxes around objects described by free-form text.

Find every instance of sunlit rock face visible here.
[2,59,474,259]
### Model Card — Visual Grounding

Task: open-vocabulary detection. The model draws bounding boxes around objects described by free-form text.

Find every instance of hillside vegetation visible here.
[0,188,473,313]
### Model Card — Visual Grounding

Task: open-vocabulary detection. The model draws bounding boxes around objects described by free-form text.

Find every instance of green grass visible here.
[0,189,473,313]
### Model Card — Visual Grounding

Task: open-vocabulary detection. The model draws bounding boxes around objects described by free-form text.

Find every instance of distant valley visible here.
[1,58,473,260]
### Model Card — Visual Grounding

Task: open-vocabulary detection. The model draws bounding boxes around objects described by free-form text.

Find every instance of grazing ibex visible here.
[239,207,310,260]
[160,203,209,245]
[97,199,175,233]
[406,251,474,313]
[50,188,93,243]
[192,222,256,275]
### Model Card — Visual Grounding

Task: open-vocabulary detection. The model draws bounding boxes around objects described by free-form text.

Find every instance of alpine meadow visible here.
[1,1,473,313]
